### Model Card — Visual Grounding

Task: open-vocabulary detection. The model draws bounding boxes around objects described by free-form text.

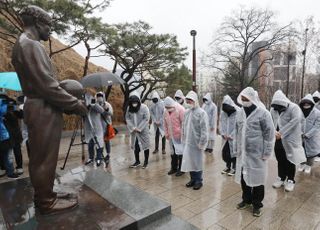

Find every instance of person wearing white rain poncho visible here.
[125,92,150,169]
[219,95,241,176]
[163,97,185,176]
[234,87,275,217]
[298,94,320,174]
[174,89,186,107]
[202,93,217,153]
[312,90,320,162]
[181,91,209,190]
[270,90,306,192]
[150,91,166,154]
[84,92,105,167]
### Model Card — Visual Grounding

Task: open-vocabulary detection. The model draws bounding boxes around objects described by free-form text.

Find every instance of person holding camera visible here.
[96,92,113,165]
[84,92,105,167]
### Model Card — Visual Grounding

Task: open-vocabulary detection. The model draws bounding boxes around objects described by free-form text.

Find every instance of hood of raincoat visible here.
[185,91,200,108]
[96,91,106,103]
[222,95,236,107]
[164,96,176,107]
[203,93,212,102]
[174,90,185,99]
[129,91,141,101]
[271,90,291,107]
[151,91,160,100]
[312,91,320,99]
[237,87,260,107]
[300,94,315,105]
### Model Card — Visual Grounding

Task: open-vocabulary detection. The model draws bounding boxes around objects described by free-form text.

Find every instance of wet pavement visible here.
[2,128,320,229]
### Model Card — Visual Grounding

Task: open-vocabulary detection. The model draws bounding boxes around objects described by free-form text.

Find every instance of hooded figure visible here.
[125,91,150,168]
[174,89,185,106]
[96,92,113,164]
[181,91,209,190]
[219,95,241,176]
[84,92,105,167]
[149,91,166,154]
[234,87,275,217]
[201,93,217,153]
[0,98,17,178]
[298,94,320,174]
[312,91,320,110]
[270,90,306,192]
[312,91,320,162]
[163,97,185,176]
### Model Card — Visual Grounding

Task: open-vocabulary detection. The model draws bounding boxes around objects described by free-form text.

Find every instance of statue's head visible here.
[20,5,52,41]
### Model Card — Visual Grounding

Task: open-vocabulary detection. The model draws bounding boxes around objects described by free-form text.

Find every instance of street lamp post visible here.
[301,28,309,98]
[190,30,197,92]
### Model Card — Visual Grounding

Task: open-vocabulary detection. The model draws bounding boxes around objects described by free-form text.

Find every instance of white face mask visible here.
[242,101,253,108]
[97,97,104,103]
[185,103,194,109]
[303,104,312,109]
[132,103,138,107]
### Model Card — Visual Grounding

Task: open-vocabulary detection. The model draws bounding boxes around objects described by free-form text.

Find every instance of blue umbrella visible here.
[0,72,22,91]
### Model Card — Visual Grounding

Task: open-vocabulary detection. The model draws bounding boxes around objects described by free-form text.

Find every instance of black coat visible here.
[4,110,23,146]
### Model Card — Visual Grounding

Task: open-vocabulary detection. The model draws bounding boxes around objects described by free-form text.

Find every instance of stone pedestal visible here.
[0,167,198,230]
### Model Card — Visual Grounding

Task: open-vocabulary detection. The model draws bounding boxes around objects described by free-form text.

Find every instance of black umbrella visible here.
[80,71,125,88]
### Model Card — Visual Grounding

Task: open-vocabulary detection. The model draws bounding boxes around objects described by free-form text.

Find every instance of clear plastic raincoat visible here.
[181,91,209,172]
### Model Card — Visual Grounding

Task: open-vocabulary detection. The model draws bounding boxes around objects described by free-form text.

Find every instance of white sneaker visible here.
[0,170,6,177]
[272,177,285,189]
[298,164,306,172]
[304,165,311,174]
[16,168,24,175]
[314,157,320,162]
[285,180,295,192]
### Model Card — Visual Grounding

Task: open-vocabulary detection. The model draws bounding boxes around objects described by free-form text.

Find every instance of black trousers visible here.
[13,143,23,169]
[170,143,183,171]
[134,139,149,164]
[275,140,296,182]
[222,141,236,169]
[241,173,264,209]
[155,127,166,150]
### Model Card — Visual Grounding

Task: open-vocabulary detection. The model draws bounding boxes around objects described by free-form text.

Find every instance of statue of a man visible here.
[11,5,88,215]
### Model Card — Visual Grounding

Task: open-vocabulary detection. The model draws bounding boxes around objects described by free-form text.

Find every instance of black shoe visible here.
[168,169,177,175]
[7,173,19,179]
[162,150,166,155]
[96,160,102,167]
[175,171,185,177]
[237,201,251,210]
[152,149,159,154]
[193,183,203,190]
[221,168,231,174]
[142,163,148,169]
[253,208,262,217]
[186,181,195,188]
[129,162,141,168]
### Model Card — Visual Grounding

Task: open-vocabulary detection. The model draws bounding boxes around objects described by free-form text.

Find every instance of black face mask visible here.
[313,97,320,103]
[152,98,158,103]
[222,104,236,116]
[300,103,314,117]
[243,104,257,117]
[271,104,287,113]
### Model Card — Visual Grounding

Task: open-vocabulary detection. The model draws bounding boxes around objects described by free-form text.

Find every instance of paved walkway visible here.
[2,130,320,230]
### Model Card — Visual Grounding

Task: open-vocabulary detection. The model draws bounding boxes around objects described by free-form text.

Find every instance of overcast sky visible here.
[71,0,320,71]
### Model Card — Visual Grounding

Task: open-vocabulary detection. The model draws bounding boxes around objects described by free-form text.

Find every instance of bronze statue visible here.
[11,5,88,215]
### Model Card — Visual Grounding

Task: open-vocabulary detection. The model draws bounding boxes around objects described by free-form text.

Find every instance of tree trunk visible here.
[82,40,91,78]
